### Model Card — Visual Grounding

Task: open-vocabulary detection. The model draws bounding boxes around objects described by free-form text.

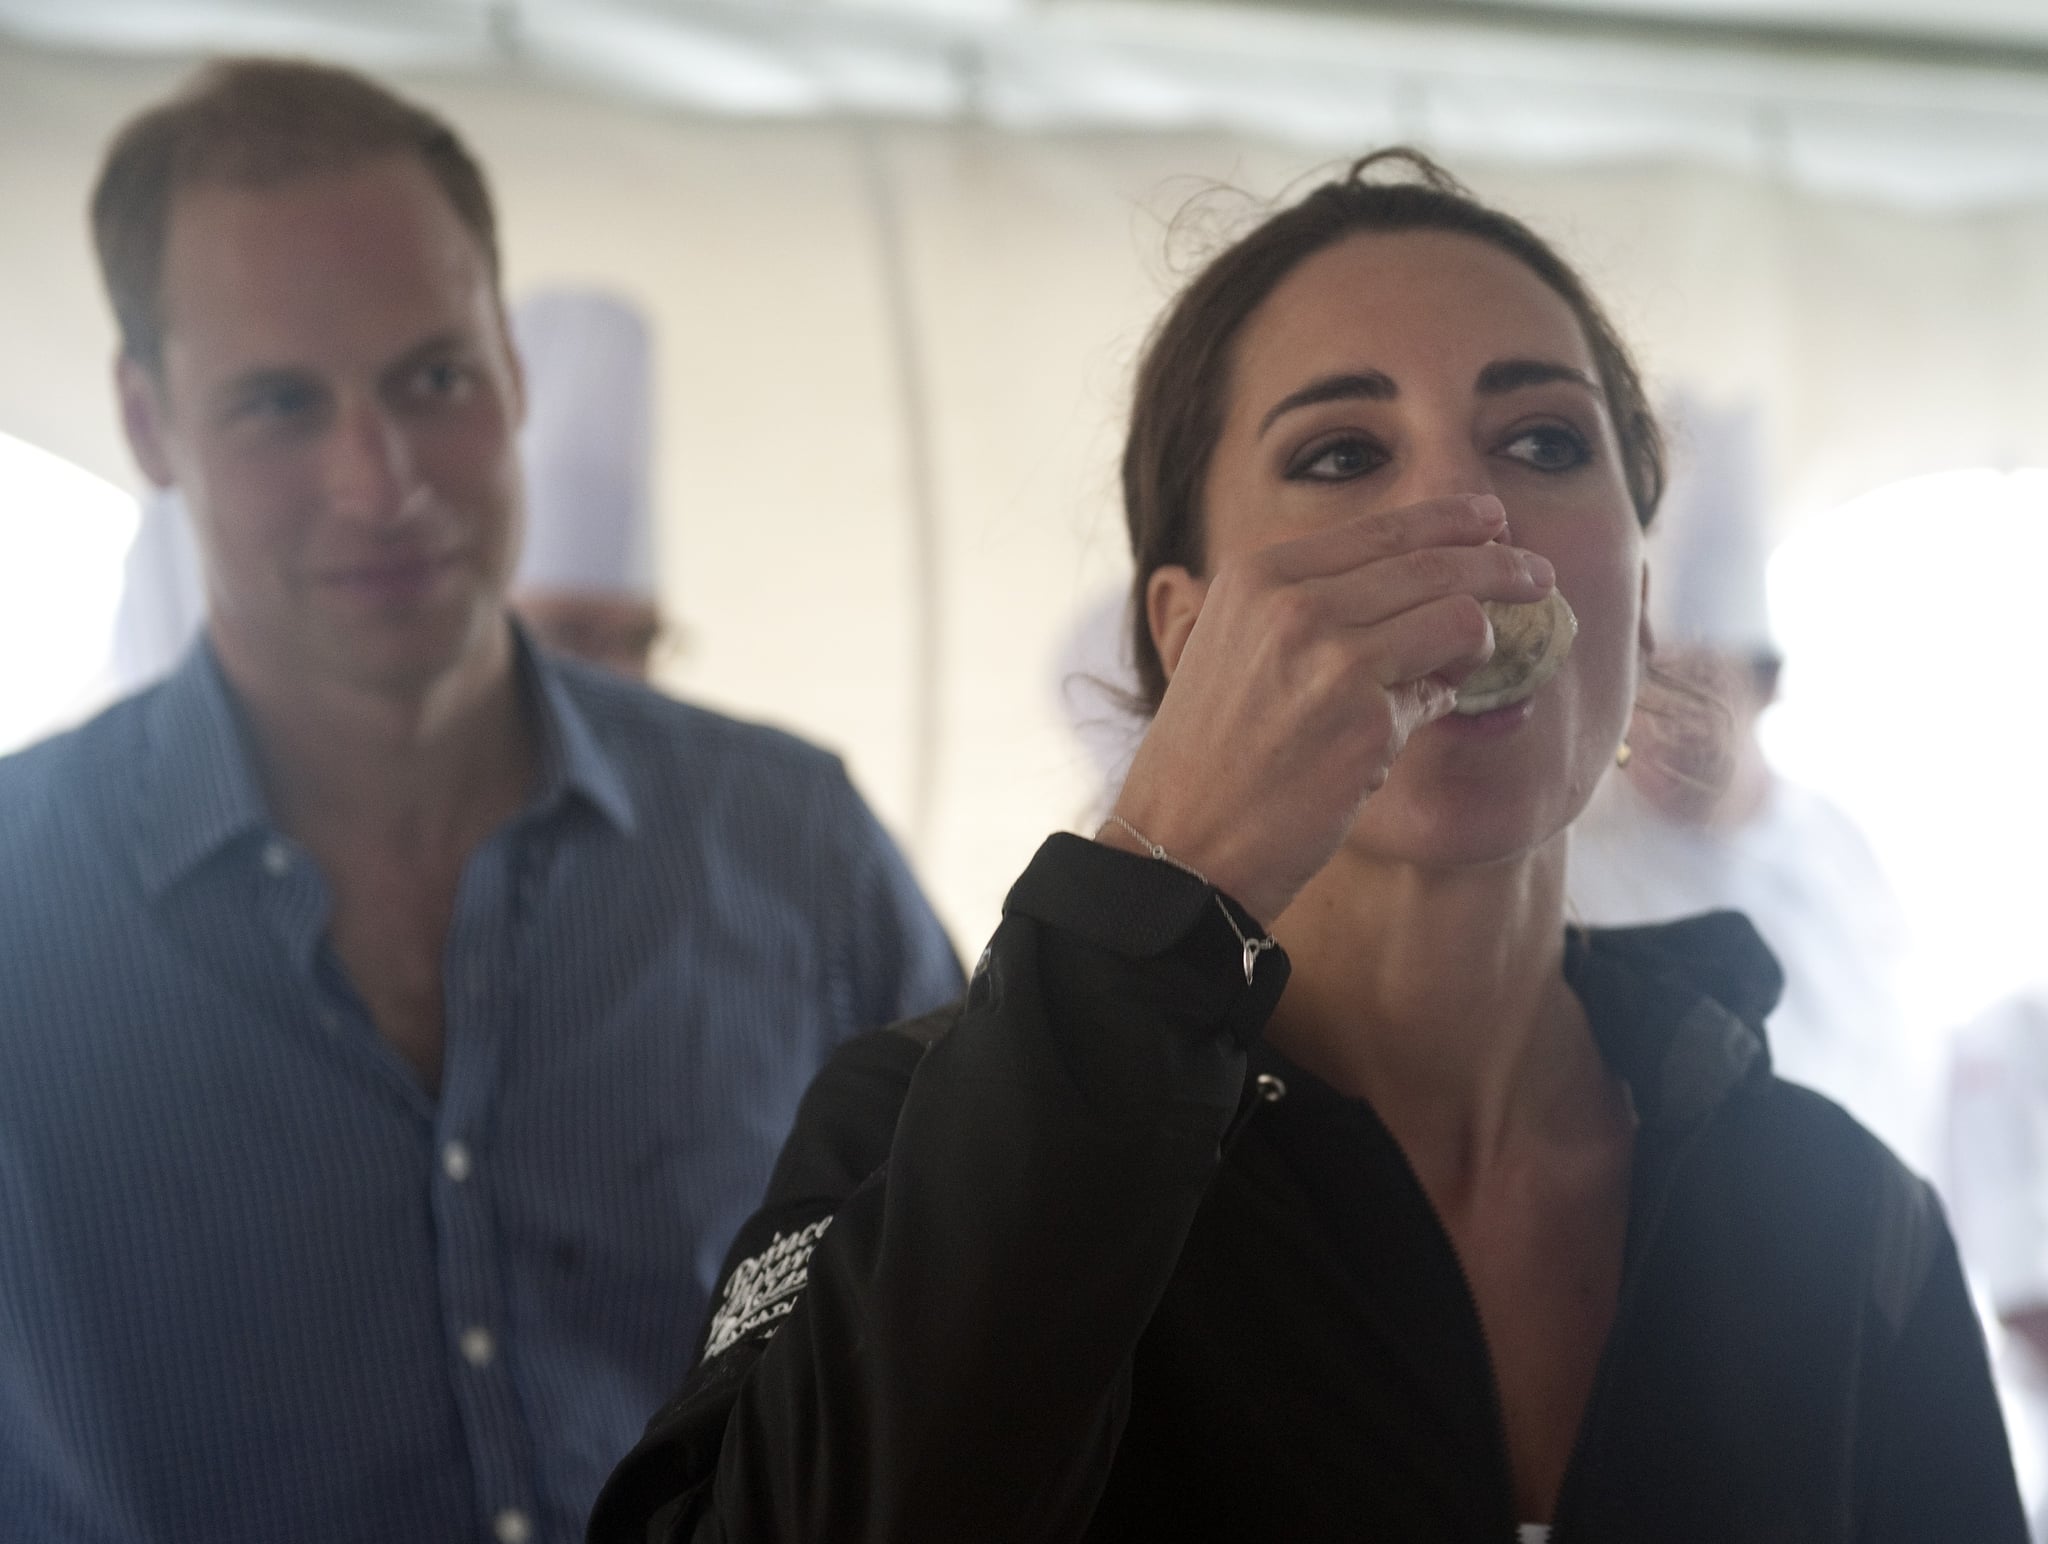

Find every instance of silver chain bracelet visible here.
[1104,815,1277,985]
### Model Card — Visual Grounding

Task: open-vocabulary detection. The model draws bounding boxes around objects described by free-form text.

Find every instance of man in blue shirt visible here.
[0,57,962,1544]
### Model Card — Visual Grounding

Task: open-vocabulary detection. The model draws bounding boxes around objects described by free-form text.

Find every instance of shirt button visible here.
[459,1326,496,1368]
[442,1141,473,1182]
[492,1508,532,1544]
[260,839,292,877]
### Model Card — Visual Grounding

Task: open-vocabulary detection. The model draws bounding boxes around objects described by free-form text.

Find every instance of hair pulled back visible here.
[1121,148,1665,709]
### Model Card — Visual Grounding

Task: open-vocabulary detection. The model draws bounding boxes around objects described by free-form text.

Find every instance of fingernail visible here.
[1522,552,1555,588]
[1467,494,1506,525]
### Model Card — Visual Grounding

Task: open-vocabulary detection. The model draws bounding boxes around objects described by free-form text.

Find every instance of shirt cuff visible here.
[1002,832,1290,1045]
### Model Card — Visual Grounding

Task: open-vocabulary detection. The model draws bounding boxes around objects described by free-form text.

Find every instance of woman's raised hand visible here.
[1104,494,1554,926]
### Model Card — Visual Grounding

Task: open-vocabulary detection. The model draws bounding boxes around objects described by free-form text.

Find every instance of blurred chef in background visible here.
[1948,992,2048,1537]
[1566,391,1928,1170]
[508,287,669,681]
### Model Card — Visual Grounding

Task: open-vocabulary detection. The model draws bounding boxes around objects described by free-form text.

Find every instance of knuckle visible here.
[1267,585,1320,644]
[1383,504,1429,550]
[1418,499,1473,543]
[1206,558,1249,606]
[1307,636,1355,697]
[1405,548,1459,593]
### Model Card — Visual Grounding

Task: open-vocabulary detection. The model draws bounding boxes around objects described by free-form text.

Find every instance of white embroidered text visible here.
[703,1216,833,1359]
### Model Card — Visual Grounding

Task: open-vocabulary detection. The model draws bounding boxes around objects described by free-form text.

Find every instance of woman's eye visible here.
[1502,425,1589,472]
[1289,436,1385,482]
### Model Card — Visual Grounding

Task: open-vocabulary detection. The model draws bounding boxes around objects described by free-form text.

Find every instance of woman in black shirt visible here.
[591,150,2024,1544]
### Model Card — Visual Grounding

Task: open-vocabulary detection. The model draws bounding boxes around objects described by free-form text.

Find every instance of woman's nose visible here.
[1392,429,1495,508]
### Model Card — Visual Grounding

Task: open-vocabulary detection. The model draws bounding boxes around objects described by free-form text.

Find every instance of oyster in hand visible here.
[1452,589,1577,716]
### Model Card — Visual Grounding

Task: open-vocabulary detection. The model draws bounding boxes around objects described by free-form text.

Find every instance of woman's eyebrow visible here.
[1475,357,1599,396]
[1257,369,1397,438]
[1255,359,1599,440]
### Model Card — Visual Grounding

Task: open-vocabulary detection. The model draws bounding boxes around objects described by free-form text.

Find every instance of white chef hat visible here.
[511,287,659,600]
[1648,388,1778,658]
[109,485,206,694]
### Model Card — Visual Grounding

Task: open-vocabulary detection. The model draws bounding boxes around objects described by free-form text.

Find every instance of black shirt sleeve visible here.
[587,833,1289,1544]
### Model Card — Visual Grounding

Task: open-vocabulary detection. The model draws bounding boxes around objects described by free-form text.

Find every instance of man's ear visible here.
[1146,564,1209,685]
[115,353,176,489]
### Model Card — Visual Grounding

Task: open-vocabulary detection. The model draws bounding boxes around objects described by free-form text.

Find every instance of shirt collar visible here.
[1565,911,1783,1128]
[132,625,639,899]
[514,624,638,838]
[134,637,275,899]
[1247,911,1782,1139]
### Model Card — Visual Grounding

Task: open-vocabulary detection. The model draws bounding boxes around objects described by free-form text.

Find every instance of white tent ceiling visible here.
[1467,0,2045,48]
[3,0,2046,209]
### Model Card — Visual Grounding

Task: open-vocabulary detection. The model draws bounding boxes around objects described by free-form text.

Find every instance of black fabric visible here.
[589,836,2024,1544]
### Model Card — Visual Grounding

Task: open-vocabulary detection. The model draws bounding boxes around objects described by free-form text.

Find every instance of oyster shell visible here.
[1452,589,1577,716]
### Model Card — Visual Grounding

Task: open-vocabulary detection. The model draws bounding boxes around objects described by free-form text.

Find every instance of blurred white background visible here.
[2,0,2046,997]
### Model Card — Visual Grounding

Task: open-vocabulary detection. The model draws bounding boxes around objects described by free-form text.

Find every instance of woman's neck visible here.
[1264,833,1615,1195]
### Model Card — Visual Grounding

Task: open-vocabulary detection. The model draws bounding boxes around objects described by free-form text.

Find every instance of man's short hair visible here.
[91,56,501,372]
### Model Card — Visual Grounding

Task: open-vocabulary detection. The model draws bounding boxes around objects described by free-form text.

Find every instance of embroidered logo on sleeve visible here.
[702,1216,833,1360]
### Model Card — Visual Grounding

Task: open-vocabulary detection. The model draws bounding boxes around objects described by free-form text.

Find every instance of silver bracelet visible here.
[1104,815,1277,985]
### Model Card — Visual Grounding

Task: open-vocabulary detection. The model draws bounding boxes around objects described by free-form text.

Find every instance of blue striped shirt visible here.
[0,635,963,1544]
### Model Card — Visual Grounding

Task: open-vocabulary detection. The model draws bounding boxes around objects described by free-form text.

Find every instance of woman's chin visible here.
[1341,779,1572,876]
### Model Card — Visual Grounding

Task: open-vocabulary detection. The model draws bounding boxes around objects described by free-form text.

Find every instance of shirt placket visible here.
[253,832,404,1103]
[434,827,543,1544]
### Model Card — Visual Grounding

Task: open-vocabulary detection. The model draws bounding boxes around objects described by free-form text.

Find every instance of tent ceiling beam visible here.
[1237,0,2048,76]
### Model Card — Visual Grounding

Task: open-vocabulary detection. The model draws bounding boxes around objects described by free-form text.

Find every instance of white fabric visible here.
[511,287,659,599]
[1947,996,2048,1316]
[1567,773,1927,1169]
[1946,998,2048,1540]
[1651,390,1777,655]
[108,487,204,695]
[1518,1526,1551,1544]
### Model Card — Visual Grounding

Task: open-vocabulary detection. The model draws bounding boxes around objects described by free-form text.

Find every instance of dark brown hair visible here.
[1122,148,1666,708]
[91,57,501,372]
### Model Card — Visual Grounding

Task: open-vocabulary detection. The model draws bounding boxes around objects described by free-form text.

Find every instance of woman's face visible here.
[1181,228,1645,871]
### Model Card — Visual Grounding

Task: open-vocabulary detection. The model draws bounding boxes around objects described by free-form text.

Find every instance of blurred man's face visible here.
[119,154,524,696]
[512,591,662,682]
